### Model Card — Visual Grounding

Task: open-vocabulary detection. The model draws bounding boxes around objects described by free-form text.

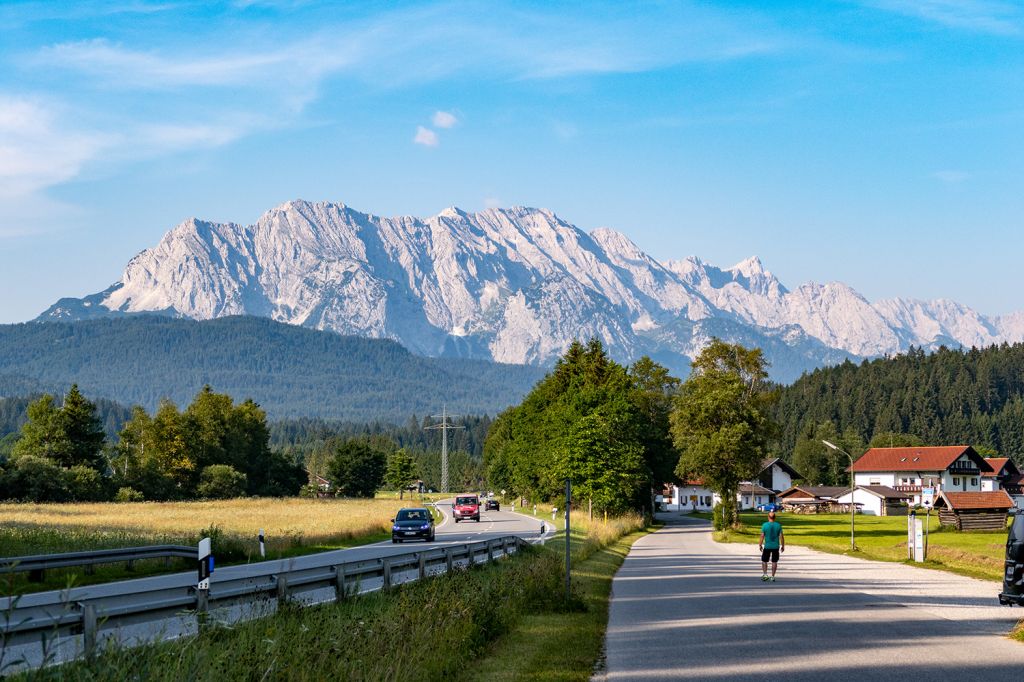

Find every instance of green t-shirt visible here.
[761,521,782,549]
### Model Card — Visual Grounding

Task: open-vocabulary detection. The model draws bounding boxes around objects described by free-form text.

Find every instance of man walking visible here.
[759,510,785,582]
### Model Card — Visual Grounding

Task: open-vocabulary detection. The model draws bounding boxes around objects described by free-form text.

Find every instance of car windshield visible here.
[456,497,478,505]
[396,510,428,521]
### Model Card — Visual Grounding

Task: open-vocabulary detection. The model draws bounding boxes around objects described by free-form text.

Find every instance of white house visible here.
[836,485,912,516]
[848,446,993,506]
[981,457,1024,508]
[663,458,803,512]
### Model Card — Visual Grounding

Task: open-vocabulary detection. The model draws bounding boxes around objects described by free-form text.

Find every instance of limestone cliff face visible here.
[38,199,1024,381]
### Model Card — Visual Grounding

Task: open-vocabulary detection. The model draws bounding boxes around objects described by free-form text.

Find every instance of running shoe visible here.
[761,575,769,581]
[769,576,776,582]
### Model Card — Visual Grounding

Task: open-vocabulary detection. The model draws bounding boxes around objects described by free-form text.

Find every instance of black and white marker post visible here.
[197,537,213,616]
[259,529,266,559]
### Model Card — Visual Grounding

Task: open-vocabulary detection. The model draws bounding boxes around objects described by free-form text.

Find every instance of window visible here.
[869,478,881,486]
[953,477,960,486]
[971,478,978,486]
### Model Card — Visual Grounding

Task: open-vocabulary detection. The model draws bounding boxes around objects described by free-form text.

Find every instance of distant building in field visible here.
[662,458,802,512]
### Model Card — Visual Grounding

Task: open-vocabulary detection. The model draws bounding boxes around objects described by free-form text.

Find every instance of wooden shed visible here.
[934,490,1014,531]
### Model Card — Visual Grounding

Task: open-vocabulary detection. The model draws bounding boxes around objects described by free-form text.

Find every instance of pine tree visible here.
[11,395,71,463]
[60,384,106,469]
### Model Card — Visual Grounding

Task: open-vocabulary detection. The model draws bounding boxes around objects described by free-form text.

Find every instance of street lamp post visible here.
[822,440,856,551]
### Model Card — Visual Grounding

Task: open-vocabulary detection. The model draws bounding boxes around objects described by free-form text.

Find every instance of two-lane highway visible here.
[1,498,549,672]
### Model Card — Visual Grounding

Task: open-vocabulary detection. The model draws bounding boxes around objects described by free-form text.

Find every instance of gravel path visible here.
[600,514,1024,681]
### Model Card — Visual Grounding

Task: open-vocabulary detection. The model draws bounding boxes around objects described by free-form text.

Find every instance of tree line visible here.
[0,385,305,502]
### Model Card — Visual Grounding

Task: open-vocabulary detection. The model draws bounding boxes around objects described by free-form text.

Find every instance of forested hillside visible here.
[0,316,545,421]
[773,344,1024,460]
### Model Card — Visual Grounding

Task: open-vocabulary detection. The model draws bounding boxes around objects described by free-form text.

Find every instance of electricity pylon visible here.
[425,405,464,493]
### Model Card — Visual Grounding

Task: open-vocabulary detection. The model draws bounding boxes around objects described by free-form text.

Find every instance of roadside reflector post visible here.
[334,565,347,601]
[552,507,557,521]
[534,504,537,516]
[80,602,97,660]
[196,537,212,617]
[259,529,266,559]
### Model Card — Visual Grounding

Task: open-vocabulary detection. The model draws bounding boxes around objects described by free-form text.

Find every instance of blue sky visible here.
[1,0,1022,323]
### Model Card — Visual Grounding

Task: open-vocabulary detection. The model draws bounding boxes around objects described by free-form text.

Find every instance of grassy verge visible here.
[13,546,568,681]
[472,526,652,680]
[703,511,1006,582]
[0,498,411,595]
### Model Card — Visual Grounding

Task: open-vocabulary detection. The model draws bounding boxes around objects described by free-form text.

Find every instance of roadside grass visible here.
[16,545,569,682]
[702,511,1007,582]
[473,525,651,681]
[0,498,411,594]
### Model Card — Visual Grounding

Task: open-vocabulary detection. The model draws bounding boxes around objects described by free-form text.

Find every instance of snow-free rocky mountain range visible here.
[38,200,1024,382]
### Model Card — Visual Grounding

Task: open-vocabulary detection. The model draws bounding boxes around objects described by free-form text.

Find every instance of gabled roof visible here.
[848,446,993,473]
[777,486,847,500]
[983,457,1020,478]
[936,490,1014,511]
[842,485,912,500]
[739,483,774,495]
[762,457,802,479]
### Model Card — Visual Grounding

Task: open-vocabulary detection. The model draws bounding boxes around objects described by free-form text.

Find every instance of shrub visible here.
[64,465,108,501]
[197,465,247,499]
[712,500,734,531]
[115,486,145,502]
[2,455,70,502]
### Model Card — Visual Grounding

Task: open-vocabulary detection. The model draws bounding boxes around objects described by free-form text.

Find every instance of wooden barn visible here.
[934,490,1014,531]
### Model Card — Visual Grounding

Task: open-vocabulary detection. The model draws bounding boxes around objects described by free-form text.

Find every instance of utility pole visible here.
[425,405,464,493]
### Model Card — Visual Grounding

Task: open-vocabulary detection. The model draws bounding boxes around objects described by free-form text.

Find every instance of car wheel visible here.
[455,518,459,523]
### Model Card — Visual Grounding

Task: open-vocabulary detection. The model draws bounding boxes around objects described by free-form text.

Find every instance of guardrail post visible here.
[276,575,290,606]
[382,558,392,589]
[502,537,509,556]
[80,603,97,659]
[445,548,454,573]
[196,587,209,617]
[487,540,494,563]
[418,552,426,580]
[334,565,347,601]
[28,568,44,582]
[126,559,135,572]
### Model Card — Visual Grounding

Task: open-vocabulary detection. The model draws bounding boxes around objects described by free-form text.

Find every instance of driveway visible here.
[601,514,1024,681]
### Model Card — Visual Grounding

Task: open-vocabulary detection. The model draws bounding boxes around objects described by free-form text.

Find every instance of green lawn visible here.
[705,511,1008,582]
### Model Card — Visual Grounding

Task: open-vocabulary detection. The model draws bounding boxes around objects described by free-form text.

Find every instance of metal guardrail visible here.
[0,535,529,659]
[0,545,196,580]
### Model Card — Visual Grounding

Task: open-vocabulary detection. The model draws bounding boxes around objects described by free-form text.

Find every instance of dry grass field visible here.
[0,497,415,564]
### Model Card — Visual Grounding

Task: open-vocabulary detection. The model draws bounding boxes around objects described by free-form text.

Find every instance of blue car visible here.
[391,508,435,543]
[757,503,782,512]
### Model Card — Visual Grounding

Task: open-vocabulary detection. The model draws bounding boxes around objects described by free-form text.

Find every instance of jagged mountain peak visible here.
[34,199,1024,382]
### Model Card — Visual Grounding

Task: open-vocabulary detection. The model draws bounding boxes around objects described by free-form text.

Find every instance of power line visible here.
[425,404,464,493]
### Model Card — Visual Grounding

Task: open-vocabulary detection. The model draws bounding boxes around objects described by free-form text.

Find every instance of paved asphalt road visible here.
[2,500,551,670]
[601,514,1024,681]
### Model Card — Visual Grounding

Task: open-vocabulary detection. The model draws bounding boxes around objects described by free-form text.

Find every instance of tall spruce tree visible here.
[60,384,106,469]
[11,394,71,463]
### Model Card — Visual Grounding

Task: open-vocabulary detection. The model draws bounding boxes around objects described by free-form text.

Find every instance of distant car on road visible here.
[757,503,783,513]
[391,508,435,543]
[453,495,481,522]
[485,498,500,511]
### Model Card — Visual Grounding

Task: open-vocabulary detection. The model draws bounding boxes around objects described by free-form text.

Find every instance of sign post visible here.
[921,487,935,559]
[564,478,571,601]
[258,529,266,559]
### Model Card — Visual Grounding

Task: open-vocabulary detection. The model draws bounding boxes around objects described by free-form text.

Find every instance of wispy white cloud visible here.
[0,96,112,200]
[413,126,439,147]
[432,110,458,129]
[864,0,1022,35]
[932,169,970,183]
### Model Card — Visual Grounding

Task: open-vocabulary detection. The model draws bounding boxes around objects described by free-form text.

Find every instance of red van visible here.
[453,495,481,522]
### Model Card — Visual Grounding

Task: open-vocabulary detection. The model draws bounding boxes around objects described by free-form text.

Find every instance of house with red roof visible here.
[848,446,993,506]
[934,490,1015,530]
[981,457,1024,508]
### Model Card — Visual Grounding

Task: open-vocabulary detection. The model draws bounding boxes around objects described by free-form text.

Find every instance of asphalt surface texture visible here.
[601,514,1024,681]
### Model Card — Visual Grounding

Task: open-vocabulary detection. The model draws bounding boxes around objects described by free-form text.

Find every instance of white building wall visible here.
[837,489,883,516]
[981,479,999,492]
[771,467,793,492]
[665,485,714,512]
[940,471,981,492]
[854,473,896,487]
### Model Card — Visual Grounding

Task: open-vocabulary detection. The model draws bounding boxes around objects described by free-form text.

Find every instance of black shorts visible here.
[761,548,780,563]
